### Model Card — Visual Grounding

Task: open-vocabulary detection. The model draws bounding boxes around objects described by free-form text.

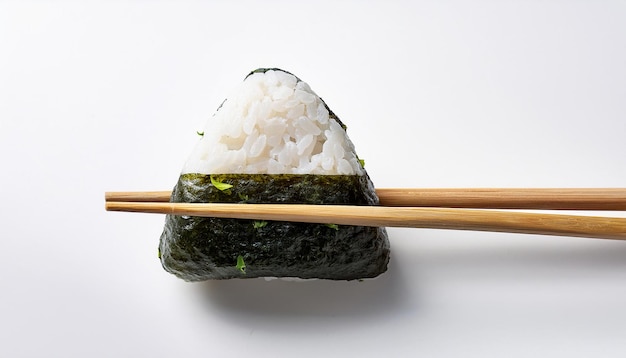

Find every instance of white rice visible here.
[182,69,364,176]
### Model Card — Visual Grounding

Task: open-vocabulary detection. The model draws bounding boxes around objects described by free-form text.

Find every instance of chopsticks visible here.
[105,188,626,241]
[105,188,626,210]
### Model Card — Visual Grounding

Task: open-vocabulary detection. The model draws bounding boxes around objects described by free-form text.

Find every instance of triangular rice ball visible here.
[159,68,390,281]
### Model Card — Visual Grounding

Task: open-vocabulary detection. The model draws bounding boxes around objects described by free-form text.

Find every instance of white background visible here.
[1,1,625,357]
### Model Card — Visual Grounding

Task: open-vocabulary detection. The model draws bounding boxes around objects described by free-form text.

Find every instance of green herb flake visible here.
[210,175,234,192]
[158,248,161,259]
[236,255,246,274]
[253,220,268,229]
[325,223,339,230]
[197,131,204,136]
[358,158,365,168]
[238,193,249,202]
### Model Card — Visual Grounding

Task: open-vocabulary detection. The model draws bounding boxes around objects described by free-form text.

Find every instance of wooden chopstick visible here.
[105,201,626,241]
[105,188,626,210]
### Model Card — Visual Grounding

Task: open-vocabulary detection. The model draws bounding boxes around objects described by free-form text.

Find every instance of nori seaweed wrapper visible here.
[159,173,390,281]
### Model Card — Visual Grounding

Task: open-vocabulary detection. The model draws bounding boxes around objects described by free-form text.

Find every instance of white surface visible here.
[1,1,625,357]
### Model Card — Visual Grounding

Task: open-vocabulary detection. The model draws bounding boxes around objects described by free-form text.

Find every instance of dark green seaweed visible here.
[159,173,390,281]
